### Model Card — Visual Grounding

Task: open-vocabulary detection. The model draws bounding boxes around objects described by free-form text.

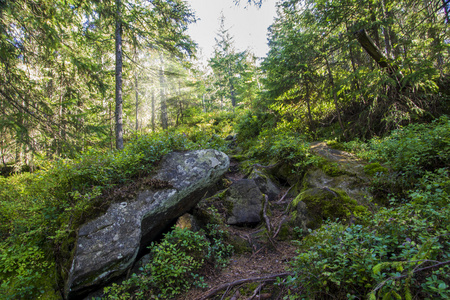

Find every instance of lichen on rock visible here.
[65,149,229,299]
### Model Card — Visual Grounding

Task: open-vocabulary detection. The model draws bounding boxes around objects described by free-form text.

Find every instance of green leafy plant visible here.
[287,168,450,299]
[102,224,234,299]
[0,130,225,299]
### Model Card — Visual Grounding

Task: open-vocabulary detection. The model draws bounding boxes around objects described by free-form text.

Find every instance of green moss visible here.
[292,187,368,229]
[277,223,292,240]
[363,162,388,176]
[230,154,247,162]
[318,160,347,177]
[227,235,251,254]
[240,282,261,296]
[326,140,345,151]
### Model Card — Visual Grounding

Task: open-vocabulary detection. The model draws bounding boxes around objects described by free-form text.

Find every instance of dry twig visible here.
[276,187,292,204]
[198,272,293,300]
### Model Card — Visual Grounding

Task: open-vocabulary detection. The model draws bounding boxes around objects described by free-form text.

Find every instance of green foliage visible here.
[102,225,234,299]
[345,117,450,196]
[364,117,450,177]
[235,110,275,146]
[287,168,450,299]
[145,228,209,298]
[249,129,313,170]
[0,131,224,298]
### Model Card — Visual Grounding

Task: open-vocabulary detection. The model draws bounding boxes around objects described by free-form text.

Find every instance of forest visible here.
[0,0,449,299]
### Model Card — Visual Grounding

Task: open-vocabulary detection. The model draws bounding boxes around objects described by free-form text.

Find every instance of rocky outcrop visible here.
[225,179,264,225]
[291,187,367,230]
[290,142,373,230]
[65,149,229,299]
[248,169,281,201]
[193,178,266,227]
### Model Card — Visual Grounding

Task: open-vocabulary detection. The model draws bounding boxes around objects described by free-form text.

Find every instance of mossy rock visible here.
[276,222,292,240]
[319,160,348,177]
[301,167,371,206]
[227,233,251,254]
[326,140,346,151]
[363,162,389,176]
[291,187,367,229]
[193,192,229,226]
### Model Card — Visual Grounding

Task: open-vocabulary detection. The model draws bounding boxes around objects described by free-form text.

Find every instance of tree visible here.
[209,14,250,109]
[115,0,124,149]
[261,0,449,138]
[0,0,196,161]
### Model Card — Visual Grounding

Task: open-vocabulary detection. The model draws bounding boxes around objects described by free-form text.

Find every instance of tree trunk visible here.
[369,2,381,48]
[159,53,168,130]
[115,0,124,150]
[135,71,139,131]
[381,0,393,59]
[134,39,139,132]
[354,29,402,84]
[305,79,315,132]
[151,84,156,132]
[444,0,450,23]
[325,57,346,139]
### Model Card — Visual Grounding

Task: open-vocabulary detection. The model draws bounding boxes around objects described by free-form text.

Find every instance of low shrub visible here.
[287,168,450,299]
[103,225,234,299]
[0,131,225,299]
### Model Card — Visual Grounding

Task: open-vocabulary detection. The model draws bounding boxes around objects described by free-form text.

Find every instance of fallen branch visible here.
[199,272,293,300]
[247,283,264,300]
[276,187,292,204]
[371,260,450,295]
[263,195,272,233]
[272,216,290,239]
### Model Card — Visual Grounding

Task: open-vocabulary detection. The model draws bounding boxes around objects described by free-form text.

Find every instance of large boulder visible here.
[65,149,229,299]
[290,187,367,230]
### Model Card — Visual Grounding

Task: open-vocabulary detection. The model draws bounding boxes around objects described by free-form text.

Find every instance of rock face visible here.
[65,149,229,299]
[291,187,367,230]
[225,179,264,225]
[248,169,281,202]
[288,142,375,231]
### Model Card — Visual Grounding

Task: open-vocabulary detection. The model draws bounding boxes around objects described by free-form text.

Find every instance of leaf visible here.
[373,262,389,275]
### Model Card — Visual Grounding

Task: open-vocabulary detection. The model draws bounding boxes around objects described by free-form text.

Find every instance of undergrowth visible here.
[0,129,228,299]
[102,224,233,299]
[287,168,450,299]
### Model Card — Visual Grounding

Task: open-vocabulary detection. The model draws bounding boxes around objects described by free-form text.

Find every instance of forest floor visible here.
[177,159,299,300]
[177,141,369,299]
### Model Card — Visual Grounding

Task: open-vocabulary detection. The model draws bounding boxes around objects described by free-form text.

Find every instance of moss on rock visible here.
[320,161,348,177]
[363,162,388,176]
[291,187,367,229]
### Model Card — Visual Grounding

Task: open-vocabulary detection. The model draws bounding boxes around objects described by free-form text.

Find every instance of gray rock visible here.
[248,169,281,201]
[293,200,310,232]
[225,179,264,225]
[65,149,229,299]
[303,168,370,204]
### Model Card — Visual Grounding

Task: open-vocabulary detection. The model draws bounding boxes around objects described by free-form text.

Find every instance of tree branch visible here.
[199,272,293,300]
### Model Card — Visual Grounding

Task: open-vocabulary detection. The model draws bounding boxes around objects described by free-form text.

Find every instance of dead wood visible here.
[275,187,292,204]
[198,272,293,300]
[263,195,272,233]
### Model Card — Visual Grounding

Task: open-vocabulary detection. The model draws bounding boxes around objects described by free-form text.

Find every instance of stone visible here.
[65,149,229,299]
[290,187,367,229]
[224,179,264,225]
[175,213,200,232]
[248,169,281,201]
